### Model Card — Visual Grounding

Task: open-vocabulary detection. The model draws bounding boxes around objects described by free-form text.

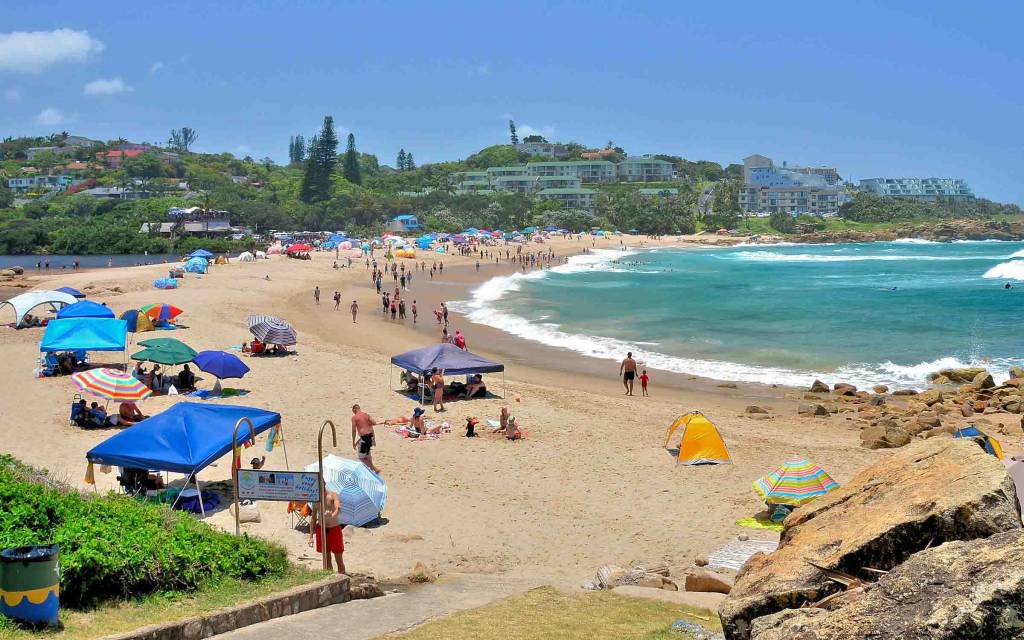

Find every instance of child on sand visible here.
[640,369,650,396]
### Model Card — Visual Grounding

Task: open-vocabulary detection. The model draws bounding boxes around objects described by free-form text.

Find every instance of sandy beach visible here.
[5,233,1000,590]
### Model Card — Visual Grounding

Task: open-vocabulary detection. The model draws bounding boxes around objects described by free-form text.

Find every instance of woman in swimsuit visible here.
[430,367,445,412]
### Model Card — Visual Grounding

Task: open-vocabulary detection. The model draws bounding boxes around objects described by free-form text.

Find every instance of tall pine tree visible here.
[343,132,361,184]
[299,134,320,203]
[299,118,338,202]
[405,152,415,170]
[509,120,518,144]
[288,136,295,164]
[294,134,305,163]
[396,149,407,171]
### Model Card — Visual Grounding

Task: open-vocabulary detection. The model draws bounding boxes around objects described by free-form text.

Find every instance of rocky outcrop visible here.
[719,439,1022,640]
[931,367,987,384]
[786,219,1024,245]
[749,530,1024,640]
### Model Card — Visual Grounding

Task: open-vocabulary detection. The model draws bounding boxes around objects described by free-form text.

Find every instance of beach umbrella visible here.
[141,303,183,322]
[55,286,86,299]
[188,249,214,259]
[183,257,208,273]
[286,244,312,253]
[72,368,152,403]
[339,241,353,250]
[753,457,840,507]
[522,226,537,234]
[247,314,297,345]
[544,225,559,232]
[193,350,250,380]
[138,337,195,352]
[131,345,196,365]
[153,278,179,289]
[266,244,283,255]
[304,455,387,526]
[120,309,155,333]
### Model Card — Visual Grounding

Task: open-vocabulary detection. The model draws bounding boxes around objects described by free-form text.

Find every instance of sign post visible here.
[316,420,337,571]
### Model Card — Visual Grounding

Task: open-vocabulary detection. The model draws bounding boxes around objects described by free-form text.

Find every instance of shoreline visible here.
[3,234,1017,589]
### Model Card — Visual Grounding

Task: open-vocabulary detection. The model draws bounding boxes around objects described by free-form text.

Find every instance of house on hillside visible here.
[387,214,422,232]
[97,149,145,168]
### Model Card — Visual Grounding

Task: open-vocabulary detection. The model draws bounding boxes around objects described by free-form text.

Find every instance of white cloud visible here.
[516,124,556,139]
[0,29,104,73]
[149,61,164,74]
[83,77,132,96]
[501,112,513,121]
[3,88,21,102]
[34,107,68,126]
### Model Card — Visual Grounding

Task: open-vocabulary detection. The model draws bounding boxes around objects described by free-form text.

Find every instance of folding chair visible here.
[287,500,311,530]
[69,394,85,426]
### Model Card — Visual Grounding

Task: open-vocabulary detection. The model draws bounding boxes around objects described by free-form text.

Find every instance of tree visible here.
[300,117,338,202]
[289,135,306,164]
[706,179,742,230]
[405,152,415,170]
[769,210,796,233]
[342,132,361,185]
[168,127,198,152]
[509,120,518,145]
[122,153,166,193]
[522,134,547,144]
[0,184,13,209]
[396,149,407,171]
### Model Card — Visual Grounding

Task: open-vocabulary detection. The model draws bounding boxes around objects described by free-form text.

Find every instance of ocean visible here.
[0,254,180,270]
[453,240,1024,390]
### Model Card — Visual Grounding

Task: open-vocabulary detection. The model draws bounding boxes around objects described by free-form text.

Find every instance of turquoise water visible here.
[455,240,1024,389]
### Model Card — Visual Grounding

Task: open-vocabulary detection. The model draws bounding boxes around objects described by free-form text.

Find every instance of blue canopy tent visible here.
[390,343,505,402]
[40,318,127,353]
[55,286,86,299]
[56,300,115,320]
[85,403,285,515]
[188,249,214,259]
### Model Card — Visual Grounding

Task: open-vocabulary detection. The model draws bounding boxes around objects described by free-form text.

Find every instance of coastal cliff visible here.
[788,219,1024,244]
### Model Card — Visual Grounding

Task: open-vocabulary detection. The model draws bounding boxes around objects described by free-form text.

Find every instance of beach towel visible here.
[736,517,784,532]
[707,539,779,572]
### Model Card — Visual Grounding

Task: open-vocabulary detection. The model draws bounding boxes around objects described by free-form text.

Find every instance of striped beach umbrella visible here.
[141,303,183,322]
[753,457,839,507]
[305,455,387,526]
[71,368,152,402]
[247,314,297,345]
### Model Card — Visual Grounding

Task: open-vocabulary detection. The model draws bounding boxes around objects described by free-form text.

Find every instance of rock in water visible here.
[808,380,829,393]
[872,385,889,394]
[719,438,1022,640]
[972,370,996,390]
[748,530,1024,640]
[932,367,986,383]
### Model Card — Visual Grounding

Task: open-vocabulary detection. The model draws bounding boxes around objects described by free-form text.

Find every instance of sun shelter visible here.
[390,343,505,401]
[753,458,839,508]
[120,309,155,333]
[40,318,128,353]
[188,249,214,259]
[954,426,1004,459]
[304,455,386,526]
[1,290,78,327]
[85,403,285,516]
[55,286,86,299]
[56,300,115,320]
[184,257,208,273]
[664,412,731,465]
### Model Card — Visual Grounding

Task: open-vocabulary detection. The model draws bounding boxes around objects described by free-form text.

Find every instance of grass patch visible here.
[380,586,720,640]
[0,567,328,640]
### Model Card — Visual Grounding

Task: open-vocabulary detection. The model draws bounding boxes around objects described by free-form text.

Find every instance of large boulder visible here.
[798,403,829,417]
[749,530,1024,640]
[808,380,830,393]
[932,367,987,384]
[972,370,996,391]
[917,389,944,406]
[719,438,1022,640]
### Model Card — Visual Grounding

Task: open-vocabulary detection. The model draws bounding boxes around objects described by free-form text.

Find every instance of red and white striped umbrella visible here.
[71,368,152,402]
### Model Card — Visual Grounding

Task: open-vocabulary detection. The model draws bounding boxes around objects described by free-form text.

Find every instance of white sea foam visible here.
[890,238,939,244]
[728,251,988,263]
[1010,249,1024,258]
[983,260,1024,281]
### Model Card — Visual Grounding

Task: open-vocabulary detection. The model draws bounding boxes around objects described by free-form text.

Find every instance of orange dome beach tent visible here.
[664,411,731,465]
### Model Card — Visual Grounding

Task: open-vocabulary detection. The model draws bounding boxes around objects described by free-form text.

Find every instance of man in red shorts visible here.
[309,489,345,573]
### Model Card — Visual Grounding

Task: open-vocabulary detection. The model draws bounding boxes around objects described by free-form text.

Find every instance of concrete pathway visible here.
[215,574,539,640]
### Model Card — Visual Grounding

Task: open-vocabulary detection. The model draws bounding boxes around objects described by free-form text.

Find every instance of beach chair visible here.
[287,500,311,530]
[38,353,61,377]
[69,394,85,426]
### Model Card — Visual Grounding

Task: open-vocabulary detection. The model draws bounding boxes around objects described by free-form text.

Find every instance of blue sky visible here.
[1,1,1022,203]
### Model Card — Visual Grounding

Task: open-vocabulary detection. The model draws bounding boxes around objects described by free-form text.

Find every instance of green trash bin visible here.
[0,545,60,627]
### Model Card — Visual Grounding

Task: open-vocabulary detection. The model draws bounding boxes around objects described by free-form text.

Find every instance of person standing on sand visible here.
[430,368,446,412]
[351,404,380,474]
[308,489,345,573]
[412,300,418,324]
[619,352,638,396]
[350,300,358,323]
[333,291,341,309]
[640,369,650,397]
[314,286,321,305]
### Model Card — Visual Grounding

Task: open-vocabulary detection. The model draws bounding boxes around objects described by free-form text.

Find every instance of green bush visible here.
[0,455,288,608]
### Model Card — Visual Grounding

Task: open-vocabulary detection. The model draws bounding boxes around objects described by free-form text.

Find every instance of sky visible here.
[1,0,1022,204]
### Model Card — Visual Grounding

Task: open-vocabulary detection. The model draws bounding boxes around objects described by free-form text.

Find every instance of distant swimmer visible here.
[1005,282,1013,289]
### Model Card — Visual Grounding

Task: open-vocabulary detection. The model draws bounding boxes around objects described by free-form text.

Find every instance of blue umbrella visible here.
[184,257,208,273]
[305,455,387,526]
[193,350,250,379]
[188,249,214,258]
[55,286,86,299]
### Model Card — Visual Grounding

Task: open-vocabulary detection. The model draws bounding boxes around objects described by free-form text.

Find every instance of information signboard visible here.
[236,469,320,502]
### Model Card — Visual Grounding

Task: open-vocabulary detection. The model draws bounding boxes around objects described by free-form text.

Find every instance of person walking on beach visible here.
[640,369,650,397]
[442,302,449,327]
[309,489,345,573]
[333,291,341,310]
[350,300,358,323]
[351,404,380,474]
[399,299,406,320]
[619,352,638,396]
[412,300,418,324]
[314,286,320,305]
